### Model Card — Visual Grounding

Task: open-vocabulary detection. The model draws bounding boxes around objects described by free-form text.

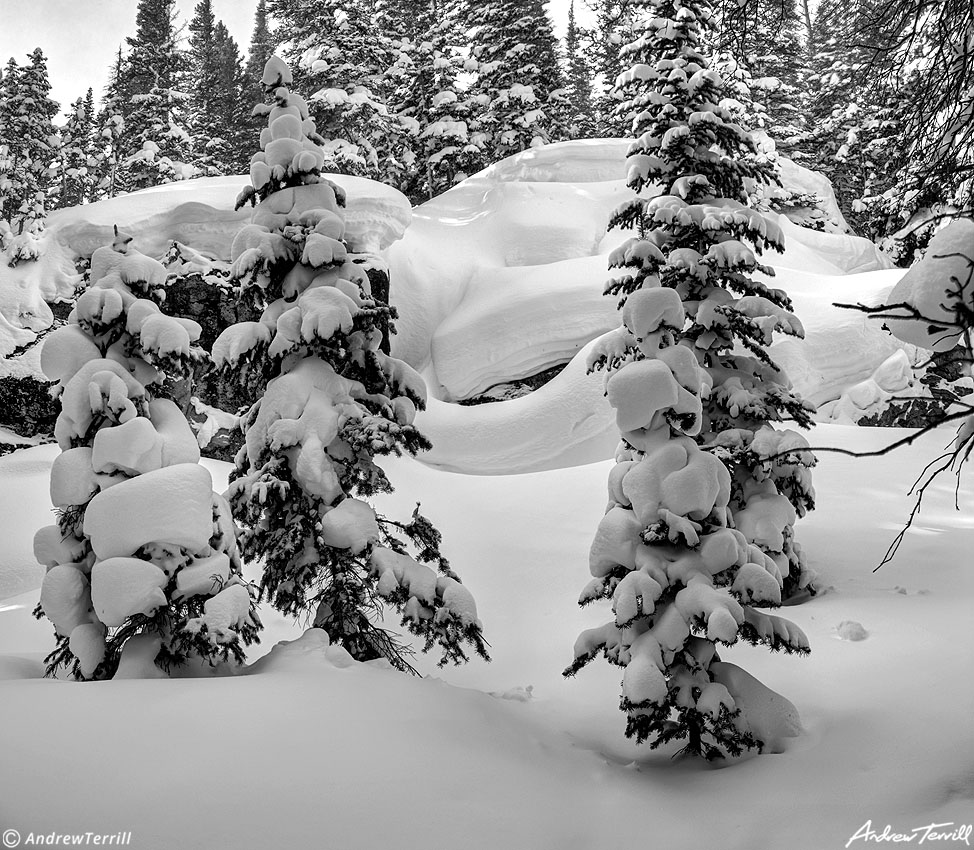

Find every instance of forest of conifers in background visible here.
[0,0,971,264]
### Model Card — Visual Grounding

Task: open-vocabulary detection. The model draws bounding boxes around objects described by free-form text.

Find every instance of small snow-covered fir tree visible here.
[34,228,261,680]
[214,57,489,672]
[565,0,812,759]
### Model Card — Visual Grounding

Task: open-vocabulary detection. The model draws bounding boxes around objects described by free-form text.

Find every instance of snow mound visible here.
[50,174,410,261]
[384,140,901,476]
[836,620,869,641]
[415,337,618,474]
[882,218,974,351]
[0,232,80,356]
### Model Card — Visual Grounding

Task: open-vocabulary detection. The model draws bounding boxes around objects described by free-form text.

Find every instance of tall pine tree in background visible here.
[711,0,808,158]
[386,0,481,201]
[187,0,220,173]
[55,90,97,209]
[116,0,193,189]
[465,0,569,163]
[268,0,405,182]
[243,0,278,141]
[566,0,813,759]
[213,22,250,173]
[565,0,596,138]
[92,50,128,200]
[187,1,248,176]
[801,0,972,254]
[0,57,20,243]
[585,0,639,136]
[0,49,59,258]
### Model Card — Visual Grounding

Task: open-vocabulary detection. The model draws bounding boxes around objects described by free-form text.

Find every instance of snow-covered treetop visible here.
[236,56,335,208]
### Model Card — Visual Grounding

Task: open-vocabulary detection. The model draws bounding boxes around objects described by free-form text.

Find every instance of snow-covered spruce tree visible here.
[213,57,489,672]
[565,0,596,139]
[386,1,482,201]
[564,0,812,759]
[33,229,261,680]
[0,49,60,250]
[55,89,97,209]
[465,0,569,162]
[625,0,816,595]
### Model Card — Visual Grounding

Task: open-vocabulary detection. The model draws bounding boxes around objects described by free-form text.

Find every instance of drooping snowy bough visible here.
[565,0,811,759]
[34,230,261,680]
[213,57,488,672]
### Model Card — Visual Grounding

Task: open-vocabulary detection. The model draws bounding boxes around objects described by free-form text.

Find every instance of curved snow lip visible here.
[415,339,618,476]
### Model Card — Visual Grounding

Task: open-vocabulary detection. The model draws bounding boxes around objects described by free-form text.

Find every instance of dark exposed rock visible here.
[49,300,75,322]
[458,362,569,406]
[161,272,261,351]
[0,375,59,437]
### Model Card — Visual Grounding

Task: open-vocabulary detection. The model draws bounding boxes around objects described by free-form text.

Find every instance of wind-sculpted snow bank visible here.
[416,338,618,475]
[50,174,411,260]
[388,140,900,410]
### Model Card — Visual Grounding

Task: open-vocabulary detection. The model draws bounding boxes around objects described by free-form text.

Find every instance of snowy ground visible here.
[1,422,972,850]
[1,140,971,848]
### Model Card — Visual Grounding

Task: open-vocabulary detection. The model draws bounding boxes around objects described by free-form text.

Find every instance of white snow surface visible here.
[48,174,411,259]
[386,140,897,408]
[1,423,972,849]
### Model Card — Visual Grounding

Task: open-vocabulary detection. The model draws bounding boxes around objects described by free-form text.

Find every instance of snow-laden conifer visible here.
[386,5,481,201]
[0,49,60,253]
[465,0,569,162]
[33,228,261,680]
[214,57,489,672]
[566,0,812,759]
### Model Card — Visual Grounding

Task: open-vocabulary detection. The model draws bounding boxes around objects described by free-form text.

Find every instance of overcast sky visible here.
[0,0,586,119]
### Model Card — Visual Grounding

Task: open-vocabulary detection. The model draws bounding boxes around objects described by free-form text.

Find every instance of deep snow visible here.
[1,139,972,849]
[1,423,972,850]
